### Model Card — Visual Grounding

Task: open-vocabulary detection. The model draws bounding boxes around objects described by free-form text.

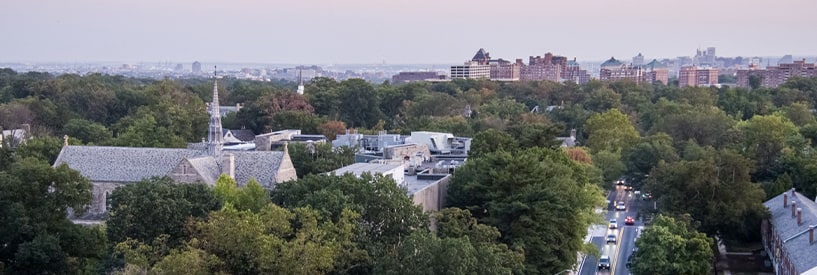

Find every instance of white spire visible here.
[296,67,304,95]
[207,66,224,156]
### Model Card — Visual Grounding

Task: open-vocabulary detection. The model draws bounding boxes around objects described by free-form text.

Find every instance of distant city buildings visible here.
[598,57,669,84]
[633,53,645,66]
[693,47,717,66]
[678,66,719,87]
[392,72,443,84]
[736,59,817,88]
[192,61,202,73]
[450,49,590,83]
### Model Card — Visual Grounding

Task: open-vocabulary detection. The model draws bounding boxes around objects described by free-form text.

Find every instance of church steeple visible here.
[207,66,224,156]
[296,67,304,95]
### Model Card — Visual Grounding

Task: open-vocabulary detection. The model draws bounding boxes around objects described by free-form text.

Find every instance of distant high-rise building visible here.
[693,47,717,66]
[678,66,718,87]
[175,64,184,72]
[471,48,491,65]
[489,59,520,81]
[520,64,561,82]
[633,53,645,66]
[736,59,817,88]
[192,61,202,73]
[778,55,794,65]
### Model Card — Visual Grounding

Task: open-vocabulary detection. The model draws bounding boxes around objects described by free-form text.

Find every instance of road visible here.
[579,185,646,275]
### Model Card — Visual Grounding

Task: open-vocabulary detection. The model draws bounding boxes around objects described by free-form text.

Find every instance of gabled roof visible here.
[54,146,204,183]
[231,151,286,187]
[764,190,817,273]
[54,145,290,187]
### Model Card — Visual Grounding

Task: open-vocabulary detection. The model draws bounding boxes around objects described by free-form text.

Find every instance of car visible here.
[616,177,626,185]
[609,219,618,229]
[625,216,635,225]
[616,201,626,211]
[625,185,634,191]
[642,192,653,200]
[606,234,617,244]
[598,255,611,270]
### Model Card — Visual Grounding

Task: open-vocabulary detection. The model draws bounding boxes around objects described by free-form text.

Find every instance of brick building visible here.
[737,60,817,88]
[678,66,718,88]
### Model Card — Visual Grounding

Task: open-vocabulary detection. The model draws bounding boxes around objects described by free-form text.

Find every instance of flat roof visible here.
[405,174,449,194]
[331,162,403,176]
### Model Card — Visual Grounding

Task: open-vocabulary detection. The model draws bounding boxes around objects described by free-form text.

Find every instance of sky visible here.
[1,0,816,64]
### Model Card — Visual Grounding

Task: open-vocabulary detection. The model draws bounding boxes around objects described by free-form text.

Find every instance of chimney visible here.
[570,129,577,139]
[21,124,30,138]
[792,201,797,217]
[63,135,69,147]
[784,193,789,208]
[221,153,235,179]
[810,226,814,245]
[798,208,803,225]
[792,188,797,197]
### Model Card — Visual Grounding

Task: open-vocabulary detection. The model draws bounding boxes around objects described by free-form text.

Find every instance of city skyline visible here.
[1,0,816,64]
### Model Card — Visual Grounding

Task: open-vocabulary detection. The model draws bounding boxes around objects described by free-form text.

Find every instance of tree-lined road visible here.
[580,185,645,275]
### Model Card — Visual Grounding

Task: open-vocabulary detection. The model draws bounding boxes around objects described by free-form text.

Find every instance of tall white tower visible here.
[296,67,304,95]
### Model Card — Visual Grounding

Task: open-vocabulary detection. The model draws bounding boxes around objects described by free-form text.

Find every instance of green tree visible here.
[737,113,803,181]
[447,147,605,274]
[646,147,769,242]
[0,158,105,274]
[63,118,113,145]
[469,129,519,158]
[621,133,679,187]
[107,177,221,247]
[630,215,714,275]
[337,79,382,128]
[271,173,427,273]
[287,142,355,178]
[593,150,625,186]
[584,108,639,153]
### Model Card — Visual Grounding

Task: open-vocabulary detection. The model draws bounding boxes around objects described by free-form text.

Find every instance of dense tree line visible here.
[4,66,817,273]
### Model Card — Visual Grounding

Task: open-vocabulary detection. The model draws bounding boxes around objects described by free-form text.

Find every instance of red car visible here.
[625,216,635,225]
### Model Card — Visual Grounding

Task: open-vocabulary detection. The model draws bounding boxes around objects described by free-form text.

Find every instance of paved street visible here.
[579,185,646,275]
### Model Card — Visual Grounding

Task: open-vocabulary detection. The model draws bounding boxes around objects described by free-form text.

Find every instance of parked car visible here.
[606,234,617,244]
[609,219,618,229]
[598,255,611,270]
[625,216,635,225]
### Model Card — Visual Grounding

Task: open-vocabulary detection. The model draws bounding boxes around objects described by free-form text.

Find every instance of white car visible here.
[616,201,626,211]
[609,219,618,229]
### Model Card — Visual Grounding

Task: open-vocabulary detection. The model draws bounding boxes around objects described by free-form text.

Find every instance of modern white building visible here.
[450,61,490,79]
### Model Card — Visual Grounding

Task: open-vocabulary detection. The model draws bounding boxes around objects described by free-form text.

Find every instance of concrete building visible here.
[330,161,453,212]
[678,66,719,88]
[392,72,441,84]
[520,64,561,82]
[564,58,591,84]
[54,76,297,219]
[736,60,817,88]
[451,61,490,79]
[489,59,520,81]
[762,189,817,274]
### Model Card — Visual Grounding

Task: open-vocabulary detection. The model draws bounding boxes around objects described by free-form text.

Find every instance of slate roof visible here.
[643,59,668,70]
[54,145,287,187]
[186,156,220,184]
[764,190,817,273]
[54,146,204,183]
[231,151,285,188]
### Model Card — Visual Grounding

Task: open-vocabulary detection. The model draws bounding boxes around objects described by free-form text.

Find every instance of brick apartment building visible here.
[678,66,718,88]
[737,60,817,88]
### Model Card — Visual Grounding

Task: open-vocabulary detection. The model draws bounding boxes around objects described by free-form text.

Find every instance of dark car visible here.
[598,255,611,270]
[616,177,626,185]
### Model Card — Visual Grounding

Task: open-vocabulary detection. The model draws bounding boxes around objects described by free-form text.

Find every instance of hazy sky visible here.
[2,0,815,64]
